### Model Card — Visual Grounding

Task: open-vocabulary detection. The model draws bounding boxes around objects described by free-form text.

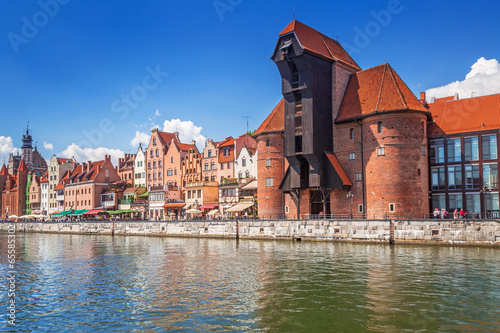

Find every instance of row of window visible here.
[430,135,497,164]
[432,193,499,214]
[431,163,498,190]
[64,200,92,207]
[65,188,92,196]
[187,189,202,199]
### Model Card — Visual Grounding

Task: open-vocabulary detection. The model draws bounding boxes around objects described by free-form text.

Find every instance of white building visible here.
[40,173,49,216]
[235,145,258,180]
[134,144,146,188]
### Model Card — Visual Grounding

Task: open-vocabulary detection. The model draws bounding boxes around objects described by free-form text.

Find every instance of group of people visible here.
[433,208,466,219]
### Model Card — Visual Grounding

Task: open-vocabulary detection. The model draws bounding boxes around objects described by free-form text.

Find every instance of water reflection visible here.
[0,234,499,332]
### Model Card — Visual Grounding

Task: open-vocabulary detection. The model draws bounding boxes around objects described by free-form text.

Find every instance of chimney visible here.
[87,161,91,172]
[454,93,459,100]
[420,92,426,103]
[430,96,436,103]
[471,92,476,98]
[191,140,196,146]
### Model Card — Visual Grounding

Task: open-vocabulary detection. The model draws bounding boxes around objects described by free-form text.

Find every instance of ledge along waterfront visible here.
[0,231,499,332]
[2,218,500,246]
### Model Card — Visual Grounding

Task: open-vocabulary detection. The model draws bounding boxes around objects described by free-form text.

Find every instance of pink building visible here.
[202,139,219,183]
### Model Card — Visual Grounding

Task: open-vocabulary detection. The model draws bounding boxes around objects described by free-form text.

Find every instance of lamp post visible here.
[347,191,354,219]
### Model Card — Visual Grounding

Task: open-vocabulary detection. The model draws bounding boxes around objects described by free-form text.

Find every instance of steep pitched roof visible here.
[18,159,28,171]
[336,63,429,122]
[325,153,353,186]
[157,131,179,146]
[427,93,500,136]
[0,165,8,176]
[235,133,257,159]
[254,99,285,137]
[40,172,48,183]
[218,138,235,147]
[279,20,361,71]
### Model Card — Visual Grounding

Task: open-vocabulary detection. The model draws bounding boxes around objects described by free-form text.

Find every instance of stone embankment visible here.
[1,219,499,246]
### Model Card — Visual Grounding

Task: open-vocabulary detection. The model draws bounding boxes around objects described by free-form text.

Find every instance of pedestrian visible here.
[459,208,466,219]
[440,208,448,219]
[433,208,440,219]
[453,209,459,219]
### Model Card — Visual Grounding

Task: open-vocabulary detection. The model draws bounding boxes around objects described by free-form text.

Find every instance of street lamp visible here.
[346,191,354,219]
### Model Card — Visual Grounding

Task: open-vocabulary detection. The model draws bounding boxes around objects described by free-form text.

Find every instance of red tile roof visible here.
[176,142,197,152]
[279,20,361,71]
[336,63,429,122]
[157,131,179,146]
[427,93,500,136]
[40,172,48,183]
[325,153,353,186]
[57,158,73,164]
[0,165,7,176]
[18,159,28,171]
[124,187,137,193]
[254,99,285,137]
[218,137,235,147]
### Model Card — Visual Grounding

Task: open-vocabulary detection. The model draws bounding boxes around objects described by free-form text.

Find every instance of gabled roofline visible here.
[335,109,432,124]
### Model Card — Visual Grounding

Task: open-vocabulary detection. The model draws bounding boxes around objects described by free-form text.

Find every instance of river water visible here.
[1,233,499,332]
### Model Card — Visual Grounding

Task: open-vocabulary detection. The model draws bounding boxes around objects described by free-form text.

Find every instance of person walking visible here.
[453,209,459,219]
[433,208,440,219]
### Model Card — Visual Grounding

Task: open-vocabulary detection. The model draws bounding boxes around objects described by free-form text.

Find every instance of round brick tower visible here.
[254,99,285,219]
[363,112,430,218]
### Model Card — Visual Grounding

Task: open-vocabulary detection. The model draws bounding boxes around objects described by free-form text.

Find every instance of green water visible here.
[1,233,499,332]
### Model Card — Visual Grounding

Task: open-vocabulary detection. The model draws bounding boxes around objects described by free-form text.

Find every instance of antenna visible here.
[243,116,251,133]
[293,3,295,20]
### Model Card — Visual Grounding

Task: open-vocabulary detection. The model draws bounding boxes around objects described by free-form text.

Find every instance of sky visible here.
[0,0,499,165]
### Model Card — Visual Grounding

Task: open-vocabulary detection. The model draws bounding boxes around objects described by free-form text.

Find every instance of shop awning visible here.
[52,210,72,216]
[138,192,149,197]
[225,202,254,212]
[207,209,220,216]
[200,204,218,210]
[84,209,103,215]
[163,203,185,208]
[68,210,90,216]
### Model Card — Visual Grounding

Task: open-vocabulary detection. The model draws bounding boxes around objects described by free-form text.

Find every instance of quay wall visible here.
[1,219,500,246]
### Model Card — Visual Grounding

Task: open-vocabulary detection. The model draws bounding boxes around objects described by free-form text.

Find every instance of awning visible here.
[207,209,220,216]
[200,204,218,210]
[163,203,185,208]
[225,202,254,212]
[186,208,202,214]
[241,180,257,190]
[84,209,103,215]
[68,210,90,216]
[52,210,72,216]
[138,192,149,197]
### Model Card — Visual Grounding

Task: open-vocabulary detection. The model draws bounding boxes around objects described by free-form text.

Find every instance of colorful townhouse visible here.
[234,133,258,180]
[134,144,146,188]
[62,155,120,212]
[40,172,49,215]
[201,139,219,183]
[118,153,136,186]
[48,156,76,214]
[217,137,235,183]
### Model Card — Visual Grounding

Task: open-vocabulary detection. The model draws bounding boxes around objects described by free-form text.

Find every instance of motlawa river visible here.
[1,233,499,332]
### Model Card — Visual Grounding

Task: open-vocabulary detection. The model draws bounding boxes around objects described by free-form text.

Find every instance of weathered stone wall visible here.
[1,219,499,246]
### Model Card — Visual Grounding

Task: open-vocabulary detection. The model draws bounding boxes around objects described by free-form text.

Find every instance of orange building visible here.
[217,137,235,183]
[118,153,136,186]
[202,139,220,183]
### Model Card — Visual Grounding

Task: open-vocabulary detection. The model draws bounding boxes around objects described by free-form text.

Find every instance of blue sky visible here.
[0,0,499,164]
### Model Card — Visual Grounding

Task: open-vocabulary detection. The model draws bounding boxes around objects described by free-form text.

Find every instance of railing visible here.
[119,199,132,204]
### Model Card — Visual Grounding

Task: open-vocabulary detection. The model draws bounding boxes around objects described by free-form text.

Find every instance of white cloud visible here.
[162,119,206,149]
[0,136,18,165]
[59,143,124,166]
[43,141,54,150]
[155,109,161,117]
[426,57,500,100]
[130,131,150,147]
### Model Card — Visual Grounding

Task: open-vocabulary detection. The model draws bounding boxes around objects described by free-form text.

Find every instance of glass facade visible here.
[430,140,444,164]
[465,193,481,217]
[464,136,479,161]
[447,138,461,162]
[448,194,463,211]
[448,166,462,190]
[431,167,445,190]
[482,135,497,160]
[483,164,499,189]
